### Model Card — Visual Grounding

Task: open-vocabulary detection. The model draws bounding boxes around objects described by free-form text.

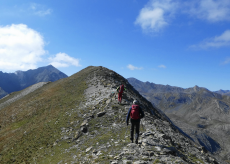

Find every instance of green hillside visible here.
[0,66,93,163]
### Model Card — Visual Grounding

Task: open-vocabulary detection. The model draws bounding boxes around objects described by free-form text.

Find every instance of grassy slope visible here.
[0,66,138,164]
[0,66,97,163]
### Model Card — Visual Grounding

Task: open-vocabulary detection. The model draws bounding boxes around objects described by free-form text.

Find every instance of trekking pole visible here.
[124,124,129,139]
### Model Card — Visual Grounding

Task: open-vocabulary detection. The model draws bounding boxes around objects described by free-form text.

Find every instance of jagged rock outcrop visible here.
[0,66,226,163]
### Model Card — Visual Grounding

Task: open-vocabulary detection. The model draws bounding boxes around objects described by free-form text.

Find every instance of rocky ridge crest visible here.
[0,66,225,163]
[58,66,223,163]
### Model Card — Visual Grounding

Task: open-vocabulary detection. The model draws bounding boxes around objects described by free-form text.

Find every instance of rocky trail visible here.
[54,66,224,164]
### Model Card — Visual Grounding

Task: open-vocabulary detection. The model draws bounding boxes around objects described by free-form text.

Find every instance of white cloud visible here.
[135,0,177,32]
[49,53,81,68]
[192,30,230,48]
[127,64,143,70]
[135,0,230,34]
[35,9,52,17]
[158,65,166,68]
[30,3,52,16]
[0,24,46,71]
[222,58,230,65]
[186,0,230,22]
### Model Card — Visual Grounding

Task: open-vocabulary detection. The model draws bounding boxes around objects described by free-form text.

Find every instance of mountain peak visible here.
[45,64,57,70]
[0,65,68,96]
[47,64,55,67]
[194,85,199,91]
[0,66,224,163]
[214,89,230,96]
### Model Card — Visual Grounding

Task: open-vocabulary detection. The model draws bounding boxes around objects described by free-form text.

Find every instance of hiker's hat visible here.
[133,100,138,104]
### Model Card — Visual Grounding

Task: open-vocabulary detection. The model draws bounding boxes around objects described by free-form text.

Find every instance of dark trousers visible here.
[130,119,140,141]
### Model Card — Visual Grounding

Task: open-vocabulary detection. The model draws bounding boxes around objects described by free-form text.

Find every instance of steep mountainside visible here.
[0,65,67,99]
[0,66,225,163]
[0,87,7,100]
[128,77,230,161]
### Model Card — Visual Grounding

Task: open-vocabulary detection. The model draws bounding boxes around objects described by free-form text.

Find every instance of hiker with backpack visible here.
[116,84,126,104]
[126,100,145,144]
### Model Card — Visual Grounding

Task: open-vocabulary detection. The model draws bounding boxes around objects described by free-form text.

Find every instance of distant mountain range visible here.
[128,77,230,159]
[0,65,68,99]
[215,90,230,96]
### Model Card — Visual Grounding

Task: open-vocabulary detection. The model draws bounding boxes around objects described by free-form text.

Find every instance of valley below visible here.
[128,77,230,162]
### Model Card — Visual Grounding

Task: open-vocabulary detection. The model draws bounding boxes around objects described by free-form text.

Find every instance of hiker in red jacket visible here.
[116,84,126,104]
[126,100,145,144]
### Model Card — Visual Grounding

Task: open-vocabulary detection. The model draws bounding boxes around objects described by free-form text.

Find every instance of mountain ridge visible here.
[127,77,211,93]
[0,65,68,99]
[128,77,230,161]
[215,90,230,96]
[0,66,225,163]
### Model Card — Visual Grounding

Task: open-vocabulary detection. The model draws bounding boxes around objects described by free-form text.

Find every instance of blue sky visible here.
[0,0,230,91]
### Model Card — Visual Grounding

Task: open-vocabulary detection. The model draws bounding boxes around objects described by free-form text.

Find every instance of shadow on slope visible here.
[197,133,221,153]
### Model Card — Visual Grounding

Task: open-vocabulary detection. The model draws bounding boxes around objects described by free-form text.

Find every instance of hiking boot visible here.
[130,138,133,143]
[135,140,138,144]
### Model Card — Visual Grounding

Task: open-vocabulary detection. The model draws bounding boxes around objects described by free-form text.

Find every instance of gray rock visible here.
[163,147,177,155]
[97,111,106,117]
[122,160,132,164]
[81,126,87,133]
[61,135,72,140]
[106,99,111,104]
[85,146,92,152]
[111,161,118,164]
[133,161,149,164]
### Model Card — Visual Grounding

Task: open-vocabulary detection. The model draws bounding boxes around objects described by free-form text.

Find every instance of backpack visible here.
[130,105,140,119]
[119,85,124,93]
